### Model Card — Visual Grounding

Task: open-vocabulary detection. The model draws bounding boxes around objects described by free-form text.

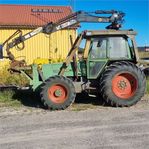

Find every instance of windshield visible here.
[89,36,130,59]
[108,37,130,58]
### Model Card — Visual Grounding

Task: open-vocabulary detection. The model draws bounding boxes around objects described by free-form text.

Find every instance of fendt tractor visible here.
[0,10,147,110]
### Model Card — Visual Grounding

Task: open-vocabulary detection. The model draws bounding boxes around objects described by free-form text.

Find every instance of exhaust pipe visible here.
[0,44,3,59]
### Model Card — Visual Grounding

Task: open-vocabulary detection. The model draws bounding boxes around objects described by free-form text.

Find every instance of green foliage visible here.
[0,65,29,86]
[146,79,149,94]
[0,90,21,107]
[0,65,30,107]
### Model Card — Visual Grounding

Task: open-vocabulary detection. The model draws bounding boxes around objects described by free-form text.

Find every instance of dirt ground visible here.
[0,95,149,149]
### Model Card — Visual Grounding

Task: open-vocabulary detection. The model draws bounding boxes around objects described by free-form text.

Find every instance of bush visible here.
[0,65,29,87]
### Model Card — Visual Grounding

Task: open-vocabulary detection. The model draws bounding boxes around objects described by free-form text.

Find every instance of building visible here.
[0,4,76,65]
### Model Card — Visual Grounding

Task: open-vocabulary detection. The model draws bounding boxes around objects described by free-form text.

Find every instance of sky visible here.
[0,0,149,46]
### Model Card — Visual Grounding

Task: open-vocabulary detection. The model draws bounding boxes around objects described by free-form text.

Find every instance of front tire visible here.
[40,75,76,110]
[99,61,146,107]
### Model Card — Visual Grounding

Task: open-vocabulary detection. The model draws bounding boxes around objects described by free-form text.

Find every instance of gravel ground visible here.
[0,95,149,149]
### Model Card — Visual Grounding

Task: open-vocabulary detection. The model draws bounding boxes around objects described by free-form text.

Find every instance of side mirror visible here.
[0,44,3,59]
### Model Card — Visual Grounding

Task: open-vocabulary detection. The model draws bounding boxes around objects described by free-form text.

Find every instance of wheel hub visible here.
[112,73,137,99]
[118,80,127,90]
[48,84,68,104]
[54,89,63,97]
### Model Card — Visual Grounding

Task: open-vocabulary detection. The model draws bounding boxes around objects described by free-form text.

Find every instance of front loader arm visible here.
[58,32,84,76]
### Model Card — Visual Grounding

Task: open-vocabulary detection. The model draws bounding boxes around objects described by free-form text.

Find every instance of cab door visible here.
[87,37,108,79]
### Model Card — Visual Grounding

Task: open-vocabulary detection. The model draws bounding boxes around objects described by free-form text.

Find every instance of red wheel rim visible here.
[48,84,68,104]
[112,73,137,99]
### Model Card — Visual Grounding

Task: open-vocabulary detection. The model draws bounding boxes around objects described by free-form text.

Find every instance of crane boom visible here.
[43,10,124,34]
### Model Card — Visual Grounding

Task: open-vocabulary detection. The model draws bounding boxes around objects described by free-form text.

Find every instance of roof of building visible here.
[0,4,72,28]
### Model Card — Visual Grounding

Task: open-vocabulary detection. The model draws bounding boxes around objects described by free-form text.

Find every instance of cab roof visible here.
[85,30,137,36]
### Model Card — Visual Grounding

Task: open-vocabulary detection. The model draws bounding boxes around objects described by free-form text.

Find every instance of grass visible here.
[0,66,29,108]
[138,51,149,59]
[0,65,29,108]
[0,90,22,107]
[146,79,149,94]
[0,89,44,108]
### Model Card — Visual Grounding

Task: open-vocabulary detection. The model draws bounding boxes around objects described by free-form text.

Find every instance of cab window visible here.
[89,38,107,59]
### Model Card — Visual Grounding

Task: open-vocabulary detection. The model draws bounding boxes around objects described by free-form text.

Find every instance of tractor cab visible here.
[78,30,139,79]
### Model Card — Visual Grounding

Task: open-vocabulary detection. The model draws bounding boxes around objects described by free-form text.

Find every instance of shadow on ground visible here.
[12,89,45,109]
[11,89,110,109]
[75,93,107,106]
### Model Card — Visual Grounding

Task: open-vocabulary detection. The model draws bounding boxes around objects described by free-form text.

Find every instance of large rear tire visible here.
[40,75,76,110]
[99,61,146,107]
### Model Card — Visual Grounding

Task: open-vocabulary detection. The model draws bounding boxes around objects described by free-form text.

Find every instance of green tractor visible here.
[0,10,146,110]
[33,30,146,110]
